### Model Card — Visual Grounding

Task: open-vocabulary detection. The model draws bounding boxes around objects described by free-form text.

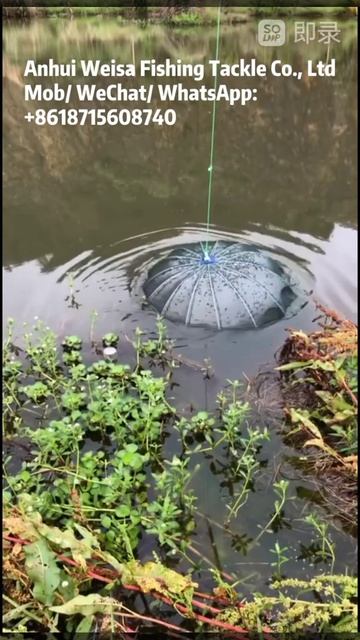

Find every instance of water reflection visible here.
[3,18,357,270]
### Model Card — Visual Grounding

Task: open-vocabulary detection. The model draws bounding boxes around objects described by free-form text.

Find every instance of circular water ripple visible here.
[59,224,314,300]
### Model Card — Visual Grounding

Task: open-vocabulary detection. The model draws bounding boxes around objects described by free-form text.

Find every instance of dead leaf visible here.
[289,409,323,439]
[12,543,23,557]
[304,438,346,464]
[51,593,119,616]
[121,560,197,597]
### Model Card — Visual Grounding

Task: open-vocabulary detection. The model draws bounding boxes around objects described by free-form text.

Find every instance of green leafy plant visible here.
[226,426,269,521]
[144,456,197,550]
[178,411,216,445]
[270,541,290,579]
[102,332,119,348]
[304,513,336,572]
[254,479,290,543]
[133,316,174,364]
[24,539,61,605]
[26,419,83,465]
[62,336,82,352]
[22,381,51,404]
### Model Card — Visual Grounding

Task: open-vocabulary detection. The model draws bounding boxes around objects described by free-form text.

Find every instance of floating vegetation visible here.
[2,315,358,633]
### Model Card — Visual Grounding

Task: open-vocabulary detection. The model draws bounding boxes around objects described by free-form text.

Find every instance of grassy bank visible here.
[278,307,357,466]
[276,305,358,532]
[3,5,357,22]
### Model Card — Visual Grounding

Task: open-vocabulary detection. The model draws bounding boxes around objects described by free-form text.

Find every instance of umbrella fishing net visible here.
[143,241,300,330]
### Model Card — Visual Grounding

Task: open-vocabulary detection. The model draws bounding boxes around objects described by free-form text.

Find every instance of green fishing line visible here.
[204,3,222,255]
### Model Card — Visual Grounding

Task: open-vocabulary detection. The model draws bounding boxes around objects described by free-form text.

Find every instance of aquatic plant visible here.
[270,541,290,579]
[218,574,358,632]
[133,316,174,366]
[177,411,216,444]
[102,332,119,348]
[304,513,336,572]
[2,320,187,561]
[64,273,81,309]
[254,479,290,543]
[226,425,269,521]
[62,335,82,352]
[2,317,357,634]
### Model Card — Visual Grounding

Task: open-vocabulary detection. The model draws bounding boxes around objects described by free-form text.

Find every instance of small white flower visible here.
[61,580,69,588]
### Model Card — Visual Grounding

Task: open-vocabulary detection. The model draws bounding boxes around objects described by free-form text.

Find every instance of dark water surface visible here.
[3,16,357,592]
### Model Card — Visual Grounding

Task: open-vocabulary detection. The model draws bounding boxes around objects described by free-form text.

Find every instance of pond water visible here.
[3,16,357,596]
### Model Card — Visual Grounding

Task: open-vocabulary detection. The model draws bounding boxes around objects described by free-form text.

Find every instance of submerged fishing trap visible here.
[143,241,300,330]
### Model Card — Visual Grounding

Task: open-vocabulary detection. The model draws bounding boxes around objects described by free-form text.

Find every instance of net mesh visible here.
[143,241,300,330]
